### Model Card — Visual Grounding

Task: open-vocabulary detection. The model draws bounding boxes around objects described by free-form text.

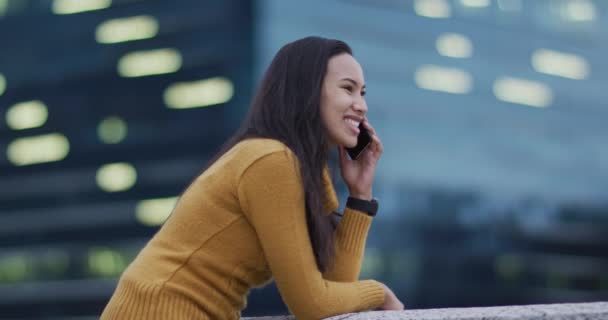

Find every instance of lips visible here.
[344,118,360,135]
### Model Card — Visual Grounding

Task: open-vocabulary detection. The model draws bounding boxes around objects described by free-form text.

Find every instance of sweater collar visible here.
[322,165,339,214]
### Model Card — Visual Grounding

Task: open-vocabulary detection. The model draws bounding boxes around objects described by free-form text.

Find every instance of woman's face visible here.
[320,53,367,148]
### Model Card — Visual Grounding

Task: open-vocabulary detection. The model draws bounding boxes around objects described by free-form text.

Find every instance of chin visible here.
[342,137,358,148]
[330,133,357,148]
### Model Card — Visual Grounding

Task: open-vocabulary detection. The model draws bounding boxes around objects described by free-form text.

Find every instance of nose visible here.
[352,99,367,115]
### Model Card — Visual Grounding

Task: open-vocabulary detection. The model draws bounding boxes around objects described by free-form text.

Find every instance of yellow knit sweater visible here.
[100,138,385,319]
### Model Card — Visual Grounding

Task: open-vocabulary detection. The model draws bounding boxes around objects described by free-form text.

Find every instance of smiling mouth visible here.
[344,118,360,135]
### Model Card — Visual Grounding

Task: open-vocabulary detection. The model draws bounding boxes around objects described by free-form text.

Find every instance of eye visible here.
[361,90,366,97]
[342,86,353,92]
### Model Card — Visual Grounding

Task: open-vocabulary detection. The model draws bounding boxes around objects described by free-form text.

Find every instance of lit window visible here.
[164,77,234,109]
[415,65,473,94]
[6,100,48,130]
[96,15,159,44]
[436,33,473,58]
[98,116,127,144]
[493,77,553,108]
[0,0,9,16]
[87,247,127,277]
[7,133,70,166]
[460,0,490,8]
[117,48,182,77]
[96,162,137,192]
[52,0,111,15]
[560,0,596,22]
[414,0,451,18]
[0,73,6,95]
[532,49,589,80]
[135,196,179,226]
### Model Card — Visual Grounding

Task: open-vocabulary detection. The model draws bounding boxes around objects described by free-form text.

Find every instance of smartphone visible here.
[346,122,372,160]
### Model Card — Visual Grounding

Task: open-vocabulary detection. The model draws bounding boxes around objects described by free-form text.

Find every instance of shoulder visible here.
[228,138,299,175]
[234,139,304,217]
[233,138,291,156]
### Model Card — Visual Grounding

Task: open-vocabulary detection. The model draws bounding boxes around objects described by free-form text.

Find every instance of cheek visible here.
[320,104,337,135]
[324,92,350,116]
[321,93,337,119]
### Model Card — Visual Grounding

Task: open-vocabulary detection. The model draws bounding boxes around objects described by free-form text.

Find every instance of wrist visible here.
[348,192,372,201]
[346,196,379,217]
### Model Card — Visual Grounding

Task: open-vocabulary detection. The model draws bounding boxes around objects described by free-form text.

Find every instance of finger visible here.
[364,119,376,135]
[363,119,377,136]
[370,139,383,159]
[370,135,382,153]
[364,123,381,151]
[374,136,383,155]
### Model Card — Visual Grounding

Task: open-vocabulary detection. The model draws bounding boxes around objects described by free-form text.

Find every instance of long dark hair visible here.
[205,36,352,273]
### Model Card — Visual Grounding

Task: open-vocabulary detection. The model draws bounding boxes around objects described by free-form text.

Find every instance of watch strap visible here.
[346,196,378,217]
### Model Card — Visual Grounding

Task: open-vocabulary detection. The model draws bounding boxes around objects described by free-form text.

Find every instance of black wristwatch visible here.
[346,196,379,217]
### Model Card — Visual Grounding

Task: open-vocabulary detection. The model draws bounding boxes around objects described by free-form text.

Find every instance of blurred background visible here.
[1,0,607,319]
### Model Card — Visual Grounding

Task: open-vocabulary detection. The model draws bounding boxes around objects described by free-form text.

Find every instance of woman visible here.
[101,36,404,319]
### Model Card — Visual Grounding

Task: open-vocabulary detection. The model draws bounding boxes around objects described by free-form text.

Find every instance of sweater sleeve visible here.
[323,208,374,282]
[237,150,385,320]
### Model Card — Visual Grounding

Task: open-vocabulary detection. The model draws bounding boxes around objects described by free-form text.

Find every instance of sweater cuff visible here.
[335,208,374,252]
[355,280,386,310]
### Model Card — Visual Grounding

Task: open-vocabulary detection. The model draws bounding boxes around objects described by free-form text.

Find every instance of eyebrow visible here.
[341,78,366,90]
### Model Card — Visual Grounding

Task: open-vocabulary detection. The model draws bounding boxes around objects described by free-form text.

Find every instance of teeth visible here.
[344,119,359,127]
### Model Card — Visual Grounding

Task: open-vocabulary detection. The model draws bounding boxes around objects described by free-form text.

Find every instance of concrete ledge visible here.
[242,301,608,319]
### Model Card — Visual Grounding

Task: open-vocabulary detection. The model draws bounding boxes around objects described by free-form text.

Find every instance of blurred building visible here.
[0,0,607,319]
[0,0,254,318]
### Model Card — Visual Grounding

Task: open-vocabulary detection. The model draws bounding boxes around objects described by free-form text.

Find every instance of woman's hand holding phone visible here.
[338,119,383,200]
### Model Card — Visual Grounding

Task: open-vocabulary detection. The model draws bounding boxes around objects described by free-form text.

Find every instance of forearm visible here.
[323,207,374,282]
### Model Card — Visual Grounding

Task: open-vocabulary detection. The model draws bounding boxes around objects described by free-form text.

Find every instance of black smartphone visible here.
[346,122,372,160]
